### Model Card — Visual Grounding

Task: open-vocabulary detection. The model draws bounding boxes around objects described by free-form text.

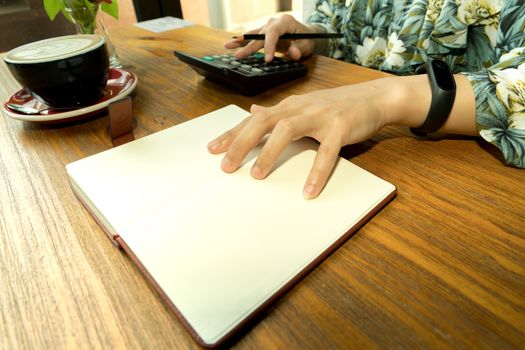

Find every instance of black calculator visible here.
[173,50,307,96]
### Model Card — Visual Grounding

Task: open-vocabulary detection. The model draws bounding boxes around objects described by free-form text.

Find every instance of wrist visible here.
[380,75,431,128]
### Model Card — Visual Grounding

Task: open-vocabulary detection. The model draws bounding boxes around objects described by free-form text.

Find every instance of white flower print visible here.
[509,113,525,129]
[490,63,525,113]
[457,0,504,47]
[427,0,445,21]
[318,1,334,17]
[384,32,406,68]
[332,49,344,59]
[500,47,525,63]
[479,128,498,143]
[355,36,387,68]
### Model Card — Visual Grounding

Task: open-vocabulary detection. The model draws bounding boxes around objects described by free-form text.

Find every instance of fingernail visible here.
[208,139,221,151]
[303,183,316,199]
[221,157,234,172]
[251,165,263,179]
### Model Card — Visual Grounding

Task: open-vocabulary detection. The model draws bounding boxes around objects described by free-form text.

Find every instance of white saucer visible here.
[2,68,137,123]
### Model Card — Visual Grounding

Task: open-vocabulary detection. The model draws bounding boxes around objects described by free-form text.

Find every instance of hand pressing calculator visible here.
[173,50,307,96]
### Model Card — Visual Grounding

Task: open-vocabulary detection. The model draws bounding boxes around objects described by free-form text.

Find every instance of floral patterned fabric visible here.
[307,0,525,168]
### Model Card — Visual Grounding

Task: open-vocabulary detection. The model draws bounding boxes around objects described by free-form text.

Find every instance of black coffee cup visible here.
[4,34,109,108]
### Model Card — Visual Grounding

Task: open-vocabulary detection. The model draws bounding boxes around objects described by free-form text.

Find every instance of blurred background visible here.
[0,0,306,51]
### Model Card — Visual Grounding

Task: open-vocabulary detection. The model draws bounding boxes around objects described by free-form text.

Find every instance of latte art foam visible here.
[5,35,105,64]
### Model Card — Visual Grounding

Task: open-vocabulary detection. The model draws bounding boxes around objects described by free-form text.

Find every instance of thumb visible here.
[250,104,265,113]
[287,40,314,60]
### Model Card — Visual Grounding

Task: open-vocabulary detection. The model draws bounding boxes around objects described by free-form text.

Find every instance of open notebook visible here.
[66,105,396,347]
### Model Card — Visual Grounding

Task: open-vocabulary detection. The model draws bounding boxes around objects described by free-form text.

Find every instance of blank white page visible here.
[66,105,396,346]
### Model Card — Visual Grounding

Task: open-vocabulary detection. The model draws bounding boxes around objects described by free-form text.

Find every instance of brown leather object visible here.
[108,96,135,147]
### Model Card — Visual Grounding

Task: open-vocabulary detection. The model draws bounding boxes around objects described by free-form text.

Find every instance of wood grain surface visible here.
[0,24,524,349]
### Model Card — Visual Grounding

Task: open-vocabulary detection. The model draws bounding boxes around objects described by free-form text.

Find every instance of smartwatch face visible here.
[431,60,455,91]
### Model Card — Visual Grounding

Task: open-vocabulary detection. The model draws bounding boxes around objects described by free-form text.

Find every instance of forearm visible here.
[382,74,478,136]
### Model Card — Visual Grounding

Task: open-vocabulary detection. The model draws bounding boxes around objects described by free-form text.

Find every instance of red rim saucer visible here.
[2,68,137,123]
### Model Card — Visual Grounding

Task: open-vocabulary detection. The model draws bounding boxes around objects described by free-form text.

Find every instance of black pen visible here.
[233,33,343,40]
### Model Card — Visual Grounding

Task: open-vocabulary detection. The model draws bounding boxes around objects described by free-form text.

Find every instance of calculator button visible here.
[174,50,308,95]
[238,68,254,75]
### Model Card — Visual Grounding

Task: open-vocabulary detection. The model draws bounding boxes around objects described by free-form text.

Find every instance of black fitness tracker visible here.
[410,59,456,136]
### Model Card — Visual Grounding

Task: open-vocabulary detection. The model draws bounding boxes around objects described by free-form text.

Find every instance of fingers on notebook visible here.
[221,111,274,173]
[207,117,250,153]
[303,141,340,199]
[209,103,341,200]
[250,115,307,180]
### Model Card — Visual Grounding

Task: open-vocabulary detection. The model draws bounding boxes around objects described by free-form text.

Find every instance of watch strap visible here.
[410,60,456,136]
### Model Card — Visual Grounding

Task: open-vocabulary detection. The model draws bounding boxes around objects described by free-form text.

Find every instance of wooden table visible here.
[1,24,524,349]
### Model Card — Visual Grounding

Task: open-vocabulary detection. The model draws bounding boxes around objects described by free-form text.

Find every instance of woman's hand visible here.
[207,77,409,199]
[206,68,478,199]
[225,14,322,62]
